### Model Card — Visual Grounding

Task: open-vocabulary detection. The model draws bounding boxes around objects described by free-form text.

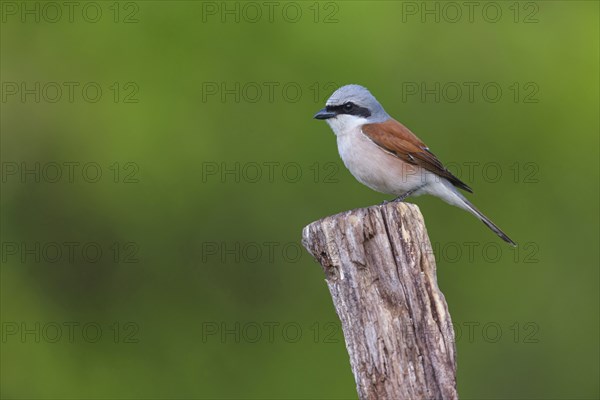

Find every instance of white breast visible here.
[334,122,428,196]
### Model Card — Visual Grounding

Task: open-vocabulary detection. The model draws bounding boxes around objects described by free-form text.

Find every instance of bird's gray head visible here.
[314,85,390,133]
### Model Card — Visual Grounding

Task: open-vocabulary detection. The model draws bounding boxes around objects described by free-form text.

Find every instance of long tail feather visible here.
[458,195,516,247]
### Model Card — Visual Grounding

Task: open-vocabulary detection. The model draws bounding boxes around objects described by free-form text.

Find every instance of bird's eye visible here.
[343,102,354,111]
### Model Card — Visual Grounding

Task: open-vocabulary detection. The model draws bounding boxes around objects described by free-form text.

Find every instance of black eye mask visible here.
[326,102,371,118]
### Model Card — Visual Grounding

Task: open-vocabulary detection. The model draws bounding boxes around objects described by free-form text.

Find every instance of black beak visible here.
[313,108,336,120]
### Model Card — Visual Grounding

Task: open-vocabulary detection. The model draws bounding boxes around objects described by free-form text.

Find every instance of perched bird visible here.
[314,84,515,246]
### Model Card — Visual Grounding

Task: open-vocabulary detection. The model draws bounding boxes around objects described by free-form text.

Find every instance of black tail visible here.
[455,194,516,246]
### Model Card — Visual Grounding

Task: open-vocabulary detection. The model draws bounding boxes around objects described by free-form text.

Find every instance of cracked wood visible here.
[302,202,458,400]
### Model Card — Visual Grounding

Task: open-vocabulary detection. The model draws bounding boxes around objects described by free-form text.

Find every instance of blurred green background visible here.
[1,1,598,399]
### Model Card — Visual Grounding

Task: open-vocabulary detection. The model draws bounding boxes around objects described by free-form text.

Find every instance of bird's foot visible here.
[393,191,413,203]
[391,186,425,203]
[382,186,424,205]
[381,194,408,205]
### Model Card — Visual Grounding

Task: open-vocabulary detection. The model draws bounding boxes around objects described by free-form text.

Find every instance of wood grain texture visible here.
[302,202,457,400]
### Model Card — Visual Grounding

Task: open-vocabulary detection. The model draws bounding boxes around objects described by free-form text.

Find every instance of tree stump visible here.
[302,202,457,400]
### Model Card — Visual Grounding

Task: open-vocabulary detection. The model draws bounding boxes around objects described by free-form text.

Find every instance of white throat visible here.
[326,114,369,136]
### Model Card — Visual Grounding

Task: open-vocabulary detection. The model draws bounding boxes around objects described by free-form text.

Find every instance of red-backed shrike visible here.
[314,84,515,246]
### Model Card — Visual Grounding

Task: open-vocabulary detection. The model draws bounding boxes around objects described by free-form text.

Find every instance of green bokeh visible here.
[1,1,598,399]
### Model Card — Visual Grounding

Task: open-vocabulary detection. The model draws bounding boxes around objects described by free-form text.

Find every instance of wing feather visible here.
[362,119,473,193]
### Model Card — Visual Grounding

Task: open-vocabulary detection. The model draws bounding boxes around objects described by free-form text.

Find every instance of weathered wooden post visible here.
[302,202,458,400]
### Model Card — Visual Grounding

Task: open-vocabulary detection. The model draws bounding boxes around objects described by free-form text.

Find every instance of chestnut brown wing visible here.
[362,119,473,193]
